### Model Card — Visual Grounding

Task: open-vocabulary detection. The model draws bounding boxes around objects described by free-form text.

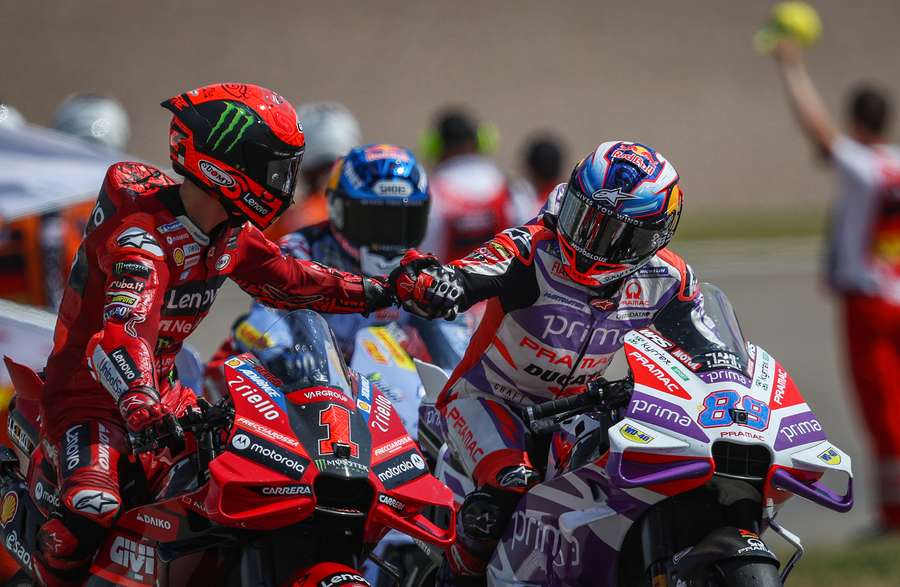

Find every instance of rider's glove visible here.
[389,250,463,320]
[586,378,633,411]
[117,385,168,434]
[362,276,396,314]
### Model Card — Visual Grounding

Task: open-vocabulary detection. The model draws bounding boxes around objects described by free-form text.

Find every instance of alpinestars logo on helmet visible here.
[208,103,254,153]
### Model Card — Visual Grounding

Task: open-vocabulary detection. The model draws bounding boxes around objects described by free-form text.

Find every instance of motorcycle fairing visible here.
[488,462,657,586]
[618,330,852,512]
[89,528,157,587]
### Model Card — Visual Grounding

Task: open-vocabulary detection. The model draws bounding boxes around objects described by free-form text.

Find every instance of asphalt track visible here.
[189,236,871,547]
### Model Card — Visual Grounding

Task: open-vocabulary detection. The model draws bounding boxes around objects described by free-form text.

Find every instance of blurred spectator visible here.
[511,132,567,220]
[268,101,362,239]
[773,40,900,530]
[0,101,26,129]
[419,107,514,261]
[52,93,131,151]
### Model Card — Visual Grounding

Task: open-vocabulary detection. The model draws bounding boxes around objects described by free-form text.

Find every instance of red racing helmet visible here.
[161,83,305,230]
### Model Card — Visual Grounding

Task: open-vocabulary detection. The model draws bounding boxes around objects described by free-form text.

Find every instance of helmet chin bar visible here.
[561,252,653,288]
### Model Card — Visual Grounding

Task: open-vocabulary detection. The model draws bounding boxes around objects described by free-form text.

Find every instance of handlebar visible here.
[523,378,632,435]
[129,399,234,454]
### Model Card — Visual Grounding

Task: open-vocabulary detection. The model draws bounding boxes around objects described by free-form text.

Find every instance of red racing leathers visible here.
[37,162,387,583]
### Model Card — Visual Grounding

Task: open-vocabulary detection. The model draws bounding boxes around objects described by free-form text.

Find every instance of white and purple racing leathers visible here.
[436,201,714,490]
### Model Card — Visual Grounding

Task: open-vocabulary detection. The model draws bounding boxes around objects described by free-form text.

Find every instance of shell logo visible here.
[0,491,18,527]
[225,358,243,368]
[173,248,185,266]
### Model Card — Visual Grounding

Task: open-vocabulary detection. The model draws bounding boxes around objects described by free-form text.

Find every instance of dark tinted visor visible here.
[558,184,671,264]
[342,198,430,249]
[243,141,304,199]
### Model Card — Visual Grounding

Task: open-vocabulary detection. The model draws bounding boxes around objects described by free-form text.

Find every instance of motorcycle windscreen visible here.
[250,309,353,396]
[650,282,752,376]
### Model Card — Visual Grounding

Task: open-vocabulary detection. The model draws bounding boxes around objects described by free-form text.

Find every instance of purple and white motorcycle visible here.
[415,284,853,586]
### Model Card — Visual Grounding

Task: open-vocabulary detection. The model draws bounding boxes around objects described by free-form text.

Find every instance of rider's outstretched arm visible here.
[394,223,548,318]
[229,224,394,314]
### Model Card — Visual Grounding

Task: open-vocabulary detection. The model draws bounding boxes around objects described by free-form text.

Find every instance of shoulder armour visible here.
[654,248,699,301]
[494,221,556,266]
[103,162,177,200]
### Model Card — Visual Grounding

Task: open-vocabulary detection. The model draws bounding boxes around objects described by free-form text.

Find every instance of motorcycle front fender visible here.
[668,526,779,579]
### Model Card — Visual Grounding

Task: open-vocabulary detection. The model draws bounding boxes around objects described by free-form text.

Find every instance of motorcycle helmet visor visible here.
[336,197,430,249]
[243,141,304,199]
[557,183,672,265]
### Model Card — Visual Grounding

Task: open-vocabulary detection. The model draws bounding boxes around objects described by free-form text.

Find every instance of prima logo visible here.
[779,418,822,444]
[631,397,693,428]
[207,102,254,153]
[540,315,625,347]
[510,511,580,568]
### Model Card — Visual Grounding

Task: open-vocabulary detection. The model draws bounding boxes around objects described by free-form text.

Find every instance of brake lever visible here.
[129,413,186,455]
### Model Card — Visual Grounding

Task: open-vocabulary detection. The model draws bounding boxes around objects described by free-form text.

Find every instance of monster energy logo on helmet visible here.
[207,102,255,152]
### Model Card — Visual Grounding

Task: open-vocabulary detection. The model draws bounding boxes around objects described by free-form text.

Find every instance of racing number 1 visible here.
[319,404,360,458]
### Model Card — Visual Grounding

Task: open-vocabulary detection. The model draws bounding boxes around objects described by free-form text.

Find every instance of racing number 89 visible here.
[699,391,769,431]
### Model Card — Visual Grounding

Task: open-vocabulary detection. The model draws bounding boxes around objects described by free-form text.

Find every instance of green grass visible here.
[784,535,900,587]
[674,206,827,242]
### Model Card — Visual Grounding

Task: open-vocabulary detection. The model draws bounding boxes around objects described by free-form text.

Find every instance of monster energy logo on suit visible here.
[208,103,254,152]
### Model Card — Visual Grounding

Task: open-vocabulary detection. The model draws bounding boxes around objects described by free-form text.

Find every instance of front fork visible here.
[640,508,674,587]
[240,537,275,587]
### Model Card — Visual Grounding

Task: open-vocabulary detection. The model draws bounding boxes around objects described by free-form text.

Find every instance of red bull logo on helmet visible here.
[609,143,660,176]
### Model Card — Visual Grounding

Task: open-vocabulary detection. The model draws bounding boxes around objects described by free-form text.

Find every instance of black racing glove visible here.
[362,276,396,314]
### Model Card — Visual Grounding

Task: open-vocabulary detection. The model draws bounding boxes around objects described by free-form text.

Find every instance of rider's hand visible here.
[587,378,633,410]
[416,266,464,320]
[117,386,168,434]
[389,250,456,319]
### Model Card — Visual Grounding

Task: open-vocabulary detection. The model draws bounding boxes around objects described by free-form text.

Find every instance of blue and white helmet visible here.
[555,141,683,287]
[327,144,430,275]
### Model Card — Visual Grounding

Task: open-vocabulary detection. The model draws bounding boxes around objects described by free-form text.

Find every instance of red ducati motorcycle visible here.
[0,310,455,586]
